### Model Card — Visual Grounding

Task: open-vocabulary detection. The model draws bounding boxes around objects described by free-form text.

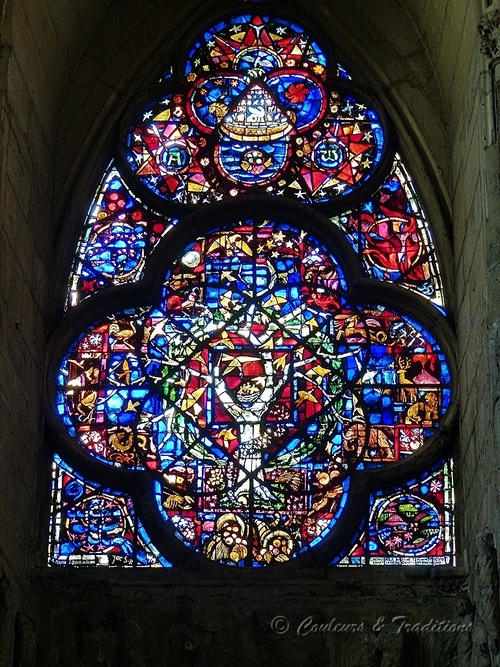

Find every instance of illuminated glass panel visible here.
[330,155,444,306]
[53,11,454,569]
[48,455,172,567]
[184,15,328,82]
[67,164,178,309]
[161,61,351,83]
[56,220,452,566]
[333,459,454,566]
[123,15,389,208]
[337,62,351,79]
[126,86,385,206]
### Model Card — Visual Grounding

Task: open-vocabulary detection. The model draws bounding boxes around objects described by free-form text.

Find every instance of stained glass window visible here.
[67,164,178,309]
[333,460,454,566]
[49,11,455,568]
[330,154,444,306]
[119,13,390,210]
[49,455,172,567]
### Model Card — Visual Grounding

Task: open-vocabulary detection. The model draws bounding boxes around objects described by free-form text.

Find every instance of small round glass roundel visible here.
[374,494,442,556]
[313,139,345,170]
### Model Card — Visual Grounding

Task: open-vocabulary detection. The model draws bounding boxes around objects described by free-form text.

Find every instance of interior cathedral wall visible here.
[0,0,497,664]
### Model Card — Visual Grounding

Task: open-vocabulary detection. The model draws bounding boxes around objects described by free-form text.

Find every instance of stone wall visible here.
[29,569,466,667]
[0,0,108,662]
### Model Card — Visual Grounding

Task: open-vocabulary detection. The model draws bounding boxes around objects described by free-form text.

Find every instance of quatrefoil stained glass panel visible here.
[49,12,454,568]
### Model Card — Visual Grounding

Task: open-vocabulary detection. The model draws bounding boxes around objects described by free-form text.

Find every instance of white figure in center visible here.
[214,352,290,506]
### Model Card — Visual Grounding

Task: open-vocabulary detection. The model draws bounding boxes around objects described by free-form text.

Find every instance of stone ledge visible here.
[30,566,467,601]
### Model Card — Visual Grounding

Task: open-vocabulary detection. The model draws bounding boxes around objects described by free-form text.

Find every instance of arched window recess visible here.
[47,8,457,569]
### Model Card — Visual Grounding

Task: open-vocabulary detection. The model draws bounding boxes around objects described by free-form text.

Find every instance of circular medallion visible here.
[374,494,442,555]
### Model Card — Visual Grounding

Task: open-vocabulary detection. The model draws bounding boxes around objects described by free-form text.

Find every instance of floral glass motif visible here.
[330,155,444,306]
[67,165,178,309]
[49,455,172,567]
[56,219,451,566]
[334,460,454,566]
[124,14,386,207]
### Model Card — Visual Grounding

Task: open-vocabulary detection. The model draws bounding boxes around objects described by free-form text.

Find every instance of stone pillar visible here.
[479,3,500,142]
[477,4,500,549]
